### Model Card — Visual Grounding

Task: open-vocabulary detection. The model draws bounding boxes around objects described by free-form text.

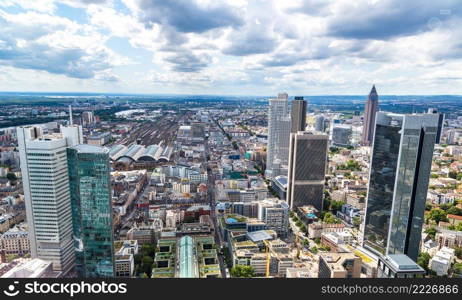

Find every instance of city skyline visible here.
[0,1,462,95]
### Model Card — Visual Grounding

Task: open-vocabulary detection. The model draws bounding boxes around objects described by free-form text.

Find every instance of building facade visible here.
[68,144,115,277]
[287,131,328,211]
[17,126,79,274]
[363,112,439,261]
[265,93,291,178]
[361,85,379,146]
[291,97,307,134]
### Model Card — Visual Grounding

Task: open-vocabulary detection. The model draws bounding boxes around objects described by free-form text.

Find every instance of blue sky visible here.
[0,0,461,95]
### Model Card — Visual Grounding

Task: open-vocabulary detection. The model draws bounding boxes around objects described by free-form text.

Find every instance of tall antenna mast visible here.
[69,105,73,125]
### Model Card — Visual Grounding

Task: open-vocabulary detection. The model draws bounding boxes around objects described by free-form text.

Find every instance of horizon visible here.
[1,1,462,95]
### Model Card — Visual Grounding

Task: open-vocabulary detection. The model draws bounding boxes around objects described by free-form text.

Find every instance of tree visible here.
[428,208,448,224]
[448,171,458,179]
[230,265,255,278]
[352,216,361,227]
[454,247,462,260]
[323,212,341,224]
[417,252,431,272]
[6,172,17,182]
[447,206,462,216]
[424,227,437,239]
[330,200,345,213]
[453,263,462,275]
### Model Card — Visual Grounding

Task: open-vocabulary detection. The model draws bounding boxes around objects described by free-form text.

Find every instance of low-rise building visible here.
[377,254,425,278]
[318,252,362,278]
[429,247,455,276]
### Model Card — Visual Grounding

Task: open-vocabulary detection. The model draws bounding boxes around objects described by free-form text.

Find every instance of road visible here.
[205,134,227,278]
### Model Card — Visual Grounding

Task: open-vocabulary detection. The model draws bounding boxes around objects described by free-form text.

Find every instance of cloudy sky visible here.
[0,0,461,95]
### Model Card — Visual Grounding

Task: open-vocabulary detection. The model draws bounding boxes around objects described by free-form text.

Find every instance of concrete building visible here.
[377,254,425,278]
[17,125,80,274]
[429,246,454,276]
[287,131,328,211]
[315,115,325,133]
[318,252,362,278]
[363,112,439,261]
[332,125,353,147]
[257,199,289,238]
[0,228,29,256]
[361,85,379,146]
[265,93,291,178]
[0,258,57,278]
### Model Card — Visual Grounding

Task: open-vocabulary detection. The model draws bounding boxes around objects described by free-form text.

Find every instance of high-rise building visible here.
[287,131,328,211]
[315,115,325,133]
[68,144,115,278]
[332,125,353,147]
[291,97,307,134]
[427,108,444,144]
[265,93,291,178]
[363,112,439,261]
[81,111,95,126]
[17,126,76,274]
[361,85,379,146]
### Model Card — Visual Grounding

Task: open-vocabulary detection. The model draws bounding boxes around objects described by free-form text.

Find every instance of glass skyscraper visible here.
[67,144,115,278]
[363,112,439,261]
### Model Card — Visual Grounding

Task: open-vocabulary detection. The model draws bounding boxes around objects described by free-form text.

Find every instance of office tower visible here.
[363,112,439,261]
[287,131,328,211]
[291,97,307,133]
[315,115,325,133]
[257,199,289,238]
[17,126,75,274]
[428,108,444,144]
[332,125,353,147]
[361,85,379,146]
[68,144,115,278]
[81,111,95,126]
[265,93,291,178]
[60,125,83,147]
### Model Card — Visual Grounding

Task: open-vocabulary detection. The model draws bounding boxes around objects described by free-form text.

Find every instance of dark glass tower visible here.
[363,112,439,261]
[291,97,307,133]
[68,144,115,278]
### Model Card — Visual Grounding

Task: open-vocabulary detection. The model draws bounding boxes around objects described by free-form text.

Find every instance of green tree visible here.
[330,200,345,213]
[448,171,458,179]
[428,208,448,224]
[352,216,361,227]
[454,247,462,260]
[6,172,17,182]
[424,227,437,239]
[417,252,431,272]
[453,263,462,275]
[447,206,462,216]
[230,265,255,278]
[323,212,341,224]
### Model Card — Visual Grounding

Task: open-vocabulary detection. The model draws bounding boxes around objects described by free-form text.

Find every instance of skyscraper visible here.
[68,144,115,278]
[315,115,325,133]
[332,125,353,147]
[427,108,444,144]
[291,96,307,133]
[363,112,439,261]
[361,85,379,146]
[265,93,291,178]
[17,126,77,274]
[287,131,328,211]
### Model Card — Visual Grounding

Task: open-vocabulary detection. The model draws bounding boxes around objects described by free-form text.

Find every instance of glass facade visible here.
[363,113,438,261]
[67,145,114,278]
